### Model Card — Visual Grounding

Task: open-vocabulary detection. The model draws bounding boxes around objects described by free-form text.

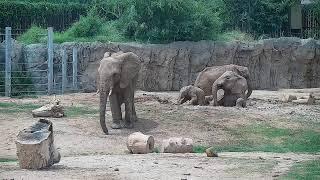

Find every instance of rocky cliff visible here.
[2,37,320,92]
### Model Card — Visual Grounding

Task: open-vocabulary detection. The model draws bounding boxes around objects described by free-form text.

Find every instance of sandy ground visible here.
[0,89,320,179]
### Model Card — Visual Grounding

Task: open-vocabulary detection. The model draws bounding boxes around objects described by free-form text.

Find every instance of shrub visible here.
[16,26,47,44]
[217,31,255,42]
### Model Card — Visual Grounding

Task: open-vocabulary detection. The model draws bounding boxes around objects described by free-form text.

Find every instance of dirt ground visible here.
[0,89,320,179]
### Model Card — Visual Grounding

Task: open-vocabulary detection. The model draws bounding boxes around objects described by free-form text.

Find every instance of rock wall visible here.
[6,37,320,92]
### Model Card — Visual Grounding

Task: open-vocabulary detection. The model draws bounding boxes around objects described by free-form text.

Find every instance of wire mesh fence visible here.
[0,27,84,98]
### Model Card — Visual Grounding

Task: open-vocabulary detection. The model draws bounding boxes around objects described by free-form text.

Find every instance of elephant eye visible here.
[226,76,230,79]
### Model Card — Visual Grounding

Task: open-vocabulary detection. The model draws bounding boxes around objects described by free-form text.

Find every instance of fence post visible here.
[62,49,67,94]
[5,27,12,97]
[72,47,78,90]
[47,27,54,95]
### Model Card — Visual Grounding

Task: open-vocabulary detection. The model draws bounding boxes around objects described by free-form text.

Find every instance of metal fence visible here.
[0,27,81,97]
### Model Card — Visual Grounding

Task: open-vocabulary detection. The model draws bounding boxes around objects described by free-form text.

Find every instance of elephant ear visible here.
[119,52,141,88]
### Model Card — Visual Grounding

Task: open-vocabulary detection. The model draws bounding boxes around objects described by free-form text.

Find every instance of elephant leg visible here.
[109,93,122,129]
[132,103,138,122]
[124,88,135,129]
[236,98,246,108]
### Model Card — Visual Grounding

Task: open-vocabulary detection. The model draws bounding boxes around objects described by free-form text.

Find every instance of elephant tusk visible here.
[108,88,113,97]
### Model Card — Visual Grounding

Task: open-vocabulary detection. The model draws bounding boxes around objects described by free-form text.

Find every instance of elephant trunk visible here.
[212,82,219,106]
[100,87,110,135]
[246,78,252,98]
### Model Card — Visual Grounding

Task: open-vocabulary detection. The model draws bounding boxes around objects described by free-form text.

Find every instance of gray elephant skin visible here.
[177,85,207,106]
[194,64,252,98]
[98,51,141,134]
[212,71,248,107]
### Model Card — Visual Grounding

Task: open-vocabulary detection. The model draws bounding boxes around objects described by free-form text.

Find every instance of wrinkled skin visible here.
[212,71,248,107]
[194,64,252,98]
[177,85,208,105]
[98,51,141,134]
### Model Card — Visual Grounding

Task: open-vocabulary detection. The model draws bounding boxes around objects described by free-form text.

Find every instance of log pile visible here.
[32,100,64,118]
[161,137,193,153]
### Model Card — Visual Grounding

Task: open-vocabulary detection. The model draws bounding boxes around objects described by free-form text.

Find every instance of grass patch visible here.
[65,106,98,117]
[280,160,320,180]
[193,145,208,153]
[0,102,41,114]
[209,123,320,153]
[0,158,17,163]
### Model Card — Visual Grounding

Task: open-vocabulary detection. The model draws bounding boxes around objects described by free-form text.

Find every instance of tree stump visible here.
[32,100,64,118]
[126,132,155,154]
[16,119,61,169]
[161,137,193,153]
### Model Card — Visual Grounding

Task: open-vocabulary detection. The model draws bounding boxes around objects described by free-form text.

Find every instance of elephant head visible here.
[98,52,141,134]
[212,71,248,106]
[233,65,252,98]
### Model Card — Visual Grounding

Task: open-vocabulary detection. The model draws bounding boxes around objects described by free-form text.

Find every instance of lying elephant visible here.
[177,85,212,106]
[212,71,248,107]
[194,64,252,98]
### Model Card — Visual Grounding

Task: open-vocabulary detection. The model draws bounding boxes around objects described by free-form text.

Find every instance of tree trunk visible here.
[15,119,60,169]
[126,132,155,154]
[32,101,64,118]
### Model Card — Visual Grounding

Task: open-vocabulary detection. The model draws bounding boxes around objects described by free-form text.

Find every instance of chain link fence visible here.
[0,27,82,97]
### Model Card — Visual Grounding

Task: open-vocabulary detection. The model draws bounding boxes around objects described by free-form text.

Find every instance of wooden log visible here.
[161,137,193,153]
[126,132,155,154]
[16,119,61,169]
[32,100,64,118]
[292,93,316,105]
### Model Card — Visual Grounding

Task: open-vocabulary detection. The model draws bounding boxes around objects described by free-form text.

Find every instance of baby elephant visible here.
[212,71,248,107]
[178,85,210,106]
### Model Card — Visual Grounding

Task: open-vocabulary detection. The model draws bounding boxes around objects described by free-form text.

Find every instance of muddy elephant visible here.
[194,64,252,98]
[177,85,207,105]
[98,51,141,134]
[212,71,248,107]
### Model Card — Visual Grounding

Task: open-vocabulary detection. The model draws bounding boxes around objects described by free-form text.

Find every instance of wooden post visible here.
[47,27,54,95]
[62,49,67,93]
[5,27,12,97]
[72,47,78,90]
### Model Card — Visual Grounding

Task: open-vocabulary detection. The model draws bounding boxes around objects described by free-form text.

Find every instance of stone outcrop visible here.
[4,38,320,92]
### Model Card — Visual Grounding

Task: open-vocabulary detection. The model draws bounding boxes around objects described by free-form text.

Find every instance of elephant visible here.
[211,71,248,107]
[194,64,252,98]
[98,51,141,134]
[177,85,207,105]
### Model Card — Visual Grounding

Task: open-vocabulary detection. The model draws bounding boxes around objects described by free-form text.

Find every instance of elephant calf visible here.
[212,71,248,107]
[177,85,211,106]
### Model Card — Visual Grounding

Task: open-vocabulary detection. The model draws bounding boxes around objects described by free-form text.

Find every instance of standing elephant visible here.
[194,64,252,98]
[212,71,248,107]
[98,51,141,134]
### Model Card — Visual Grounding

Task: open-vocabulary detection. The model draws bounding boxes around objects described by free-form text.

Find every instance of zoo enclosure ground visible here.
[0,89,319,179]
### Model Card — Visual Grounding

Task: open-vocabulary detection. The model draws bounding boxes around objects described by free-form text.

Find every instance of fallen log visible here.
[161,137,193,153]
[16,119,61,169]
[127,132,155,154]
[32,100,64,118]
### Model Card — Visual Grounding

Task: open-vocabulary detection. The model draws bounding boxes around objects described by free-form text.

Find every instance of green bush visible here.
[16,25,47,44]
[217,31,255,42]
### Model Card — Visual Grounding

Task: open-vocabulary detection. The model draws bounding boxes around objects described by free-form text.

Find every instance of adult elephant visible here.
[212,71,248,107]
[98,51,141,135]
[194,64,252,98]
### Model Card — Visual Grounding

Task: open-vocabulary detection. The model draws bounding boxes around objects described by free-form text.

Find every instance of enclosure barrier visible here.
[0,27,80,97]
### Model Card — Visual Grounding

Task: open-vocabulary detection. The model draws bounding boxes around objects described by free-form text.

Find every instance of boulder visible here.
[127,132,155,154]
[32,100,64,118]
[16,119,61,169]
[161,137,193,153]
[205,147,218,157]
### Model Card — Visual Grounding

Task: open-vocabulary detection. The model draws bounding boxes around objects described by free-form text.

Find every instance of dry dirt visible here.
[0,89,320,179]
